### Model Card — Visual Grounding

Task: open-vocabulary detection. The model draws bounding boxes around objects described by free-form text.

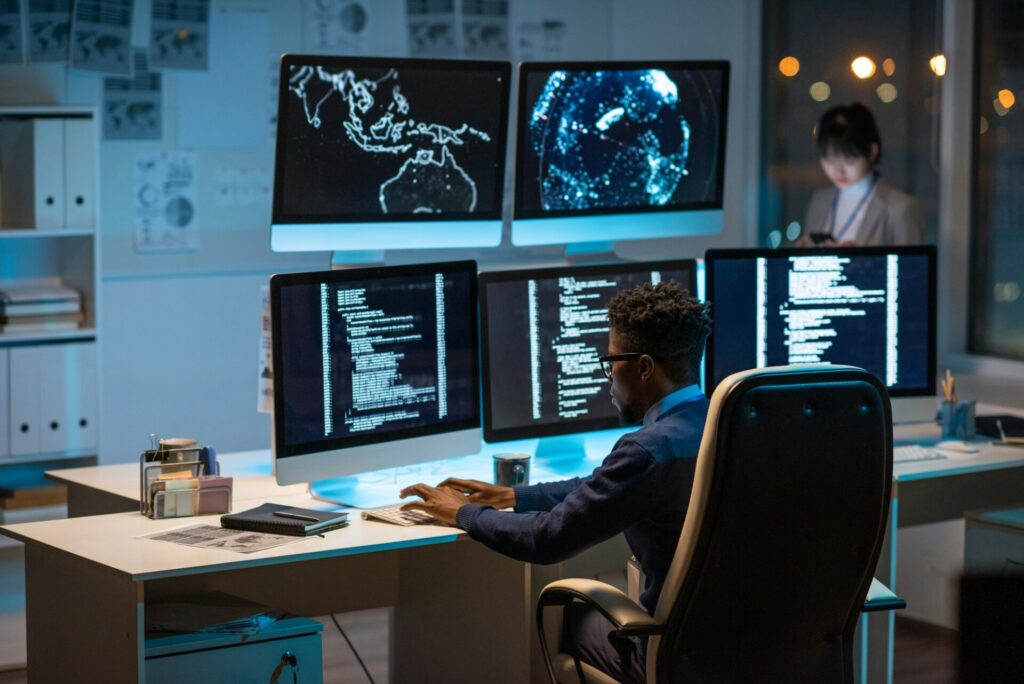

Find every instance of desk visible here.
[863,404,1024,684]
[5,433,630,684]
[11,418,1024,683]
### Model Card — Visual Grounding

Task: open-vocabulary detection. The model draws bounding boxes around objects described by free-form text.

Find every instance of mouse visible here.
[935,439,980,455]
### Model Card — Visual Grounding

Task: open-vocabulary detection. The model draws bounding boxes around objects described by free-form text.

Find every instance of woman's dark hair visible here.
[816,102,882,164]
[607,281,711,383]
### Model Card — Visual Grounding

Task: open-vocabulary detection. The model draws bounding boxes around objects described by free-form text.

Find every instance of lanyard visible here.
[828,172,878,242]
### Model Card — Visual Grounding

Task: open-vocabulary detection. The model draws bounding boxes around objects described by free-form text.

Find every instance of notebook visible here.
[220,503,348,536]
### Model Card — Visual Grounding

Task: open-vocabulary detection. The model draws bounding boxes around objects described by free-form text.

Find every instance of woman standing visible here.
[800,103,923,246]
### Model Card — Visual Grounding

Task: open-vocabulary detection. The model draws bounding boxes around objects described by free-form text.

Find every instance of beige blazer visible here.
[801,177,924,246]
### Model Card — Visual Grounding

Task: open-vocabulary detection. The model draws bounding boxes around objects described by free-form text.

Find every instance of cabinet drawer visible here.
[146,631,322,684]
[965,521,1024,574]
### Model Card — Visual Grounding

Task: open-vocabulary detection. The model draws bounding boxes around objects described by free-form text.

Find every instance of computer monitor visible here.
[512,60,729,246]
[705,246,937,417]
[480,259,698,446]
[271,261,481,501]
[271,55,511,251]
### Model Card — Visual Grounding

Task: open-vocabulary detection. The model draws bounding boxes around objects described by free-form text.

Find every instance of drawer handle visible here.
[80,418,88,428]
[50,421,60,431]
[20,423,29,433]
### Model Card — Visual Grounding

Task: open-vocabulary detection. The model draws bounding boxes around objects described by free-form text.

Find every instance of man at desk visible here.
[402,281,711,684]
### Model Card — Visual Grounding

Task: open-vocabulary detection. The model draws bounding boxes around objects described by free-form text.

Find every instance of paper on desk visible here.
[141,523,304,554]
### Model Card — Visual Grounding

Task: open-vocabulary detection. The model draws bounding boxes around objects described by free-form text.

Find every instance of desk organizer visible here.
[140,445,232,519]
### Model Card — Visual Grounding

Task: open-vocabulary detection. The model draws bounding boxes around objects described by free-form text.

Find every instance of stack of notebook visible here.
[0,281,83,333]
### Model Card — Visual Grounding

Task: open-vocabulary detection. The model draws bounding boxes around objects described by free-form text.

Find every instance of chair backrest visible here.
[648,365,892,683]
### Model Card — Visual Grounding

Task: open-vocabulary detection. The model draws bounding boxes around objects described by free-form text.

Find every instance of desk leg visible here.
[394,541,542,684]
[24,545,143,683]
[863,494,897,684]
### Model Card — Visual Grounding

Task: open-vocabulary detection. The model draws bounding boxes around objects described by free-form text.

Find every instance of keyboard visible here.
[361,505,435,526]
[893,445,947,464]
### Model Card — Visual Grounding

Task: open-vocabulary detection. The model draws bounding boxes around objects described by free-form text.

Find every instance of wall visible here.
[0,0,762,463]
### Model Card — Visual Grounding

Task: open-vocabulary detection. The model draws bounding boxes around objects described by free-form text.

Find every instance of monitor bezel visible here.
[272,54,512,226]
[479,258,699,443]
[703,245,938,398]
[513,59,731,221]
[271,260,481,462]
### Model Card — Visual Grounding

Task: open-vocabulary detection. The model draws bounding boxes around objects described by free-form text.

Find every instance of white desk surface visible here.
[893,402,1024,482]
[0,491,463,582]
[10,406,1024,582]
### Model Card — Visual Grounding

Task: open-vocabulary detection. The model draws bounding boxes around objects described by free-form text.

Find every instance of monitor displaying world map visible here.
[273,56,510,226]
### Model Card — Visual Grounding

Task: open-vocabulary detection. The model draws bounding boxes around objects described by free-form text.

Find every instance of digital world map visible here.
[288,65,491,214]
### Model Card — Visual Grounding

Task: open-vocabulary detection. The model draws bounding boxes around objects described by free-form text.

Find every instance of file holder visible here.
[140,445,232,519]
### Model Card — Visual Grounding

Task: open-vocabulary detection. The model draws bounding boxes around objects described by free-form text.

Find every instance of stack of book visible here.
[0,281,83,334]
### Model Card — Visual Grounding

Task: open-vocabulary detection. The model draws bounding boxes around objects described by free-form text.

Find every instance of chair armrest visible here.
[538,578,664,637]
[863,577,906,613]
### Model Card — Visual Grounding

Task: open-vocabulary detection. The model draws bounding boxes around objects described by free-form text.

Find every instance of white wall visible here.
[1,0,763,463]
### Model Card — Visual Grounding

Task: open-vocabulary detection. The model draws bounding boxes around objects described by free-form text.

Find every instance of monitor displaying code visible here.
[706,248,935,396]
[274,265,478,454]
[481,260,697,441]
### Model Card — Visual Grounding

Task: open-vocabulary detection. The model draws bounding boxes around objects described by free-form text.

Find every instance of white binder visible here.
[63,118,96,228]
[9,346,42,457]
[38,342,97,454]
[0,119,65,229]
[0,349,8,459]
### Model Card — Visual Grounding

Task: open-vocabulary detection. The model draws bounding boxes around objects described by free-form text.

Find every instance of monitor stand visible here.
[331,250,386,269]
[309,467,452,509]
[533,434,588,468]
[892,396,939,425]
[565,240,616,263]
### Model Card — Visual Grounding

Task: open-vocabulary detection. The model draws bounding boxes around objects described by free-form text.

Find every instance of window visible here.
[971,1,1024,359]
[760,0,942,247]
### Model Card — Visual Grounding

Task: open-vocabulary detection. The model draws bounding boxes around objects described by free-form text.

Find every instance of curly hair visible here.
[607,280,711,383]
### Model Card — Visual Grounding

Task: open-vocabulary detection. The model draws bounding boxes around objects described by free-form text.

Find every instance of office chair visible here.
[537,365,899,683]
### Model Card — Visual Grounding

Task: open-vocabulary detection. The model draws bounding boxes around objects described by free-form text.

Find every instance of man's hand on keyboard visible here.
[436,478,515,509]
[399,483,469,526]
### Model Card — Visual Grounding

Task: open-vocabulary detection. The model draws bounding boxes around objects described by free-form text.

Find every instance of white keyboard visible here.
[893,445,947,464]
[361,505,435,526]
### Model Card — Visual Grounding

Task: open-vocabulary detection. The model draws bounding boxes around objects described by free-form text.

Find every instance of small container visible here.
[941,400,976,440]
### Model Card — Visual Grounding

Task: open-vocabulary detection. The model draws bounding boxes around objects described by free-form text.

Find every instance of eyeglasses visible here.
[598,353,646,380]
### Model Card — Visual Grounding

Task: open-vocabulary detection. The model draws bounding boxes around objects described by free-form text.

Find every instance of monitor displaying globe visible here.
[512,60,729,245]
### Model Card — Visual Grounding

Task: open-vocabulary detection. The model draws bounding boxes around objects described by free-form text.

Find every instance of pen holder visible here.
[941,400,976,440]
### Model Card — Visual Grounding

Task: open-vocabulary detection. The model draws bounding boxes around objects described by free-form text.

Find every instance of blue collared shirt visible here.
[642,383,705,426]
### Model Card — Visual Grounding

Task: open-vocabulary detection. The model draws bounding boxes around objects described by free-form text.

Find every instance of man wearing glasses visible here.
[401,281,710,684]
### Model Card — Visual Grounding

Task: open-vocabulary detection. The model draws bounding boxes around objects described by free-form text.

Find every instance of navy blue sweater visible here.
[455,397,709,614]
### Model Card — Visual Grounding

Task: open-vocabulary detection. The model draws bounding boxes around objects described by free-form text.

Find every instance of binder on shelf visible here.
[38,342,96,454]
[63,118,95,228]
[9,346,42,457]
[0,349,8,459]
[0,118,65,229]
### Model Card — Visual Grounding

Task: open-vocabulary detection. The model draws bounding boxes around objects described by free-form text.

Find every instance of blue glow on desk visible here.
[308,426,633,508]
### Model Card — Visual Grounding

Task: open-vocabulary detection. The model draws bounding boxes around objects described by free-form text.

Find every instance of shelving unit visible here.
[0,105,101,512]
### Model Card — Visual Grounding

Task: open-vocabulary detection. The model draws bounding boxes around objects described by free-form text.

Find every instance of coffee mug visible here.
[493,453,531,487]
